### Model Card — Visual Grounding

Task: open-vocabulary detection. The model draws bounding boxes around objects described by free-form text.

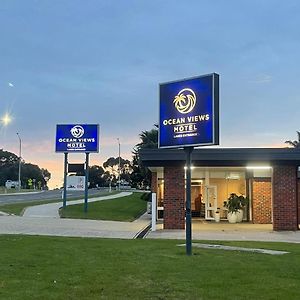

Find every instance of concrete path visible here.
[147,223,300,243]
[0,213,151,239]
[23,192,132,218]
[0,192,151,239]
[3,192,300,243]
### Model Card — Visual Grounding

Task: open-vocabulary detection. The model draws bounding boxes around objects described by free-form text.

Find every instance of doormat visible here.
[177,243,289,255]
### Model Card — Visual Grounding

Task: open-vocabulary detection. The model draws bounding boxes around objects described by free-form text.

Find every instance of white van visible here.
[5,180,20,189]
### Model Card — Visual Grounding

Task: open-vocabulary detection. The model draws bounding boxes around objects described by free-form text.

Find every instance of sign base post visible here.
[184,146,193,256]
[63,153,68,209]
[84,153,90,213]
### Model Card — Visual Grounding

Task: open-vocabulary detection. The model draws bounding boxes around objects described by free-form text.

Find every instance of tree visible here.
[103,157,132,184]
[285,131,300,148]
[41,168,51,183]
[88,165,105,188]
[0,149,51,189]
[130,125,158,188]
[22,163,50,189]
[0,149,19,186]
[135,125,158,150]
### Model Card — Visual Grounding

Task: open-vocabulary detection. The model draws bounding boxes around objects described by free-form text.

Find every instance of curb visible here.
[134,224,151,239]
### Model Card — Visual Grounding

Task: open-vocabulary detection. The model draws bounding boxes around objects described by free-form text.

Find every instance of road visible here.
[0,188,110,205]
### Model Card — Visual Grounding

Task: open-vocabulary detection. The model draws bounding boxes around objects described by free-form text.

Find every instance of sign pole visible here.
[63,152,68,209]
[84,152,90,213]
[184,146,193,256]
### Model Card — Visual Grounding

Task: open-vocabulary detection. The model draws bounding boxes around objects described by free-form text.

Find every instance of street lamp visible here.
[16,132,22,191]
[117,138,121,191]
[1,112,12,126]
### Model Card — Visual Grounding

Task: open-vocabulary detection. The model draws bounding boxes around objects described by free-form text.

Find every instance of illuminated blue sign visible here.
[159,73,219,148]
[56,124,99,153]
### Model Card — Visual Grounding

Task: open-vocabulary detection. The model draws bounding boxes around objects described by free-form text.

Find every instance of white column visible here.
[151,192,157,231]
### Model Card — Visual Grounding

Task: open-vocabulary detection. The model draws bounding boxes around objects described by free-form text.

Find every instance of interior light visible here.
[246,166,272,170]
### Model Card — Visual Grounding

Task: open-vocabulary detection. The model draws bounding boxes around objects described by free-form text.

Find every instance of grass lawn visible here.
[0,191,118,216]
[0,236,300,300]
[60,192,147,221]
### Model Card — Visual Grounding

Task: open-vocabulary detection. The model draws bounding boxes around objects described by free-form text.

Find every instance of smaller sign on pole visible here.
[66,176,85,191]
[55,124,99,212]
[56,124,99,153]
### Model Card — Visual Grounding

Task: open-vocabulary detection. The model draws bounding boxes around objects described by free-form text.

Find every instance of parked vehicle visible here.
[5,180,20,189]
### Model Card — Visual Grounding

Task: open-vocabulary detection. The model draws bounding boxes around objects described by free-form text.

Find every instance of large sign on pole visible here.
[159,73,220,256]
[159,73,219,148]
[55,124,99,153]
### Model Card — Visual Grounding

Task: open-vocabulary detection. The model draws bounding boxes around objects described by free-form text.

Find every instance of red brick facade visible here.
[252,178,272,224]
[273,166,298,231]
[151,172,157,194]
[157,165,299,231]
[163,166,185,229]
[298,179,300,224]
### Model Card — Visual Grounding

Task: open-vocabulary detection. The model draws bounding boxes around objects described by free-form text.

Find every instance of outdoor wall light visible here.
[184,166,195,170]
[245,166,272,170]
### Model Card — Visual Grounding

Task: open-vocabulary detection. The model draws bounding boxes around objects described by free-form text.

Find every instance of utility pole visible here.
[16,133,22,191]
[117,138,121,191]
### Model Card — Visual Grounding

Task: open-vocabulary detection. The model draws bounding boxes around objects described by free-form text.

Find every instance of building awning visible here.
[139,148,300,167]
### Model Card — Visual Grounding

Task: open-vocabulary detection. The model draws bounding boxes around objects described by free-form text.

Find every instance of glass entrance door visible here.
[205,185,217,220]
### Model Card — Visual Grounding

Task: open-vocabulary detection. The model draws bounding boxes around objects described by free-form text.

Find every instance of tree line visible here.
[2,128,299,190]
[0,149,51,189]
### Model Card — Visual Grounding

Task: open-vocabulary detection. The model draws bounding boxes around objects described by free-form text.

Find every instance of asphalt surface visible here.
[0,188,110,205]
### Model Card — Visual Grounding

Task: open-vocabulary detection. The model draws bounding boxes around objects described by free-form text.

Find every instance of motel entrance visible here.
[156,167,257,222]
[141,147,300,231]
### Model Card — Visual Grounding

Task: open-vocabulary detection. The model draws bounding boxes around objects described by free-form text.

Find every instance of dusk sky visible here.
[1,1,300,188]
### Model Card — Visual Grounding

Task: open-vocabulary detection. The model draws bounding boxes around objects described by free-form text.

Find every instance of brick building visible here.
[140,148,300,231]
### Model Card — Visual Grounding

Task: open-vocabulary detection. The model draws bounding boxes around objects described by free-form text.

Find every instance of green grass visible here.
[0,236,300,300]
[0,191,118,216]
[60,192,147,221]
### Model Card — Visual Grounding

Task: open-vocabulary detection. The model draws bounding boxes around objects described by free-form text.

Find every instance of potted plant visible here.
[224,193,248,223]
[214,208,220,223]
[236,194,248,222]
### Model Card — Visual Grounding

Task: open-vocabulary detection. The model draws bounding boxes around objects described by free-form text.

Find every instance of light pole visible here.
[1,112,12,126]
[117,138,121,191]
[16,132,22,191]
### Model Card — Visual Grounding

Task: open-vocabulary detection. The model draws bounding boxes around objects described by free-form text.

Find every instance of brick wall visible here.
[151,172,157,194]
[163,166,185,229]
[252,178,272,224]
[273,166,298,231]
[297,179,300,224]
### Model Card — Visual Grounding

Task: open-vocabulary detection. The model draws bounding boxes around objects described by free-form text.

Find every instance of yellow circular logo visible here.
[173,88,196,114]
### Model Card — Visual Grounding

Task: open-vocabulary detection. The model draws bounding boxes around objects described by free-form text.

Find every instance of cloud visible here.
[249,74,272,84]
